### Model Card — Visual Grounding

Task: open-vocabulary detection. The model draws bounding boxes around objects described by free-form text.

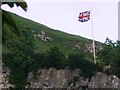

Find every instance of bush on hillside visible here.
[44,46,66,69]
[67,53,97,79]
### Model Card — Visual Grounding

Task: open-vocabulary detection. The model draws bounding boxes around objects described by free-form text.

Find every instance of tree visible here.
[3,26,35,88]
[97,38,120,78]
[97,38,117,66]
[67,53,97,78]
[67,53,84,69]
[1,1,27,29]
[45,46,66,69]
[1,1,28,43]
[111,41,120,78]
[1,1,38,89]
[32,53,45,71]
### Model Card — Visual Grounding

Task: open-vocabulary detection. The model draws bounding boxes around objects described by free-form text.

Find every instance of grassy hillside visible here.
[2,11,106,89]
[3,11,102,60]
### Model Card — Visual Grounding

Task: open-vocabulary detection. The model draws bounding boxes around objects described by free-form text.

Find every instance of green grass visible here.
[3,11,102,61]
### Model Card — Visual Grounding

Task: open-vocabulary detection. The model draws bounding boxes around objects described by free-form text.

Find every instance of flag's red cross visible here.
[79,12,90,19]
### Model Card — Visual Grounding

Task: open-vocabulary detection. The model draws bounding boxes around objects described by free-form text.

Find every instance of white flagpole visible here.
[90,10,96,64]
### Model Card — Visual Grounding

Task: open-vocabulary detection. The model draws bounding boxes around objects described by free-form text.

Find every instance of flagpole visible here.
[90,10,96,64]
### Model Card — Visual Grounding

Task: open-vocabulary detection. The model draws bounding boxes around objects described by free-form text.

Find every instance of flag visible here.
[78,11,90,22]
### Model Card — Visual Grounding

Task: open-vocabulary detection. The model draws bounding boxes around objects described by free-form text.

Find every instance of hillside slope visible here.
[3,11,102,60]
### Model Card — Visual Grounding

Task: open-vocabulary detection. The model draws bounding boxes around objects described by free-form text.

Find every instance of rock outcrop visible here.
[27,68,120,89]
[33,30,52,41]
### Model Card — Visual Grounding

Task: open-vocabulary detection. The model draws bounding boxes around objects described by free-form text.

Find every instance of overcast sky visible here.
[2,0,119,42]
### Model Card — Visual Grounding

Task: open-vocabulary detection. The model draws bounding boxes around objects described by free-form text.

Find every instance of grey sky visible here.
[2,1,119,42]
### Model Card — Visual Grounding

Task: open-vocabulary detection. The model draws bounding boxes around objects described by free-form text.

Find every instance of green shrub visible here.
[67,53,97,79]
[45,46,66,69]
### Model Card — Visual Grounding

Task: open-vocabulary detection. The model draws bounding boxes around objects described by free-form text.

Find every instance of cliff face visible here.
[27,68,120,89]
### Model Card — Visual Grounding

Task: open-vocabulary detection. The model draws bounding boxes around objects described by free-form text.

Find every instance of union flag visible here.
[78,11,90,22]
